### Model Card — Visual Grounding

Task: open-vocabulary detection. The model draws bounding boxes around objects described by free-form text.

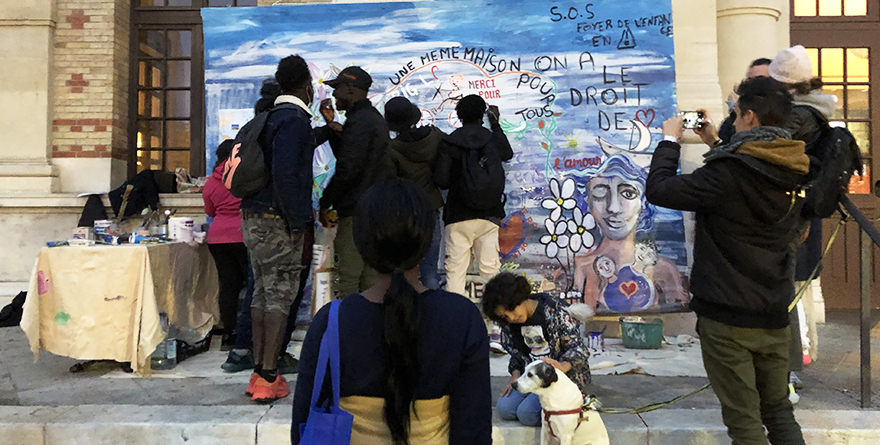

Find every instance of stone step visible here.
[2,406,878,445]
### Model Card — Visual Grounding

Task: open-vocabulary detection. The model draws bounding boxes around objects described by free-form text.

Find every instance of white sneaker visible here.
[788,383,800,404]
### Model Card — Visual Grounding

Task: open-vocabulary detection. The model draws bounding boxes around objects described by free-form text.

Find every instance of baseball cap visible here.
[324,66,373,91]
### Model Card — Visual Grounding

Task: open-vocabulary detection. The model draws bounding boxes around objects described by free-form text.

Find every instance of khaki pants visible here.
[334,216,378,298]
[444,219,501,296]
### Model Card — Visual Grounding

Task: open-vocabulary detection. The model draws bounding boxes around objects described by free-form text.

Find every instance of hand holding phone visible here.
[679,111,705,129]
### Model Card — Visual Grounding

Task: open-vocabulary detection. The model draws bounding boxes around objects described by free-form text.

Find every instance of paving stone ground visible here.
[1,309,878,444]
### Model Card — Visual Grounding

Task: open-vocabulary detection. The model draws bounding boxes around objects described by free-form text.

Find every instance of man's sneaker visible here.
[251,373,290,403]
[221,350,255,373]
[790,372,805,390]
[278,353,299,375]
[245,372,260,396]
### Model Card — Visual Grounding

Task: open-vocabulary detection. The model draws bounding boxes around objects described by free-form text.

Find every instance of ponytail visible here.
[382,271,422,445]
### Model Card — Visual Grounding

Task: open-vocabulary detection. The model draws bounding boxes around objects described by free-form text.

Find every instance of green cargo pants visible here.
[698,316,805,445]
[334,216,378,297]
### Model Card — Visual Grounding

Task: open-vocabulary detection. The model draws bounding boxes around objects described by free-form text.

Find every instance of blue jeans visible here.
[496,390,542,426]
[420,211,442,289]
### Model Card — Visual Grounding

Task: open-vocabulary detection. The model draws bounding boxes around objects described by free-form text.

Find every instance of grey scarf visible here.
[703,126,792,162]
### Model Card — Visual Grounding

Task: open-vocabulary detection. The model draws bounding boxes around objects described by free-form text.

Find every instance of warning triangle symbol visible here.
[617,27,636,50]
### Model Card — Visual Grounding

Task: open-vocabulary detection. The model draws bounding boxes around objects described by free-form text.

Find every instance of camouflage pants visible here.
[241,213,305,315]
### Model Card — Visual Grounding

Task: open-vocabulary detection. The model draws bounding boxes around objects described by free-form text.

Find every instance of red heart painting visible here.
[619,280,638,298]
[499,214,525,256]
[635,109,655,127]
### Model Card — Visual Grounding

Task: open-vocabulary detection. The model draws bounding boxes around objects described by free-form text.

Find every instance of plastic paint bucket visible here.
[168,217,194,242]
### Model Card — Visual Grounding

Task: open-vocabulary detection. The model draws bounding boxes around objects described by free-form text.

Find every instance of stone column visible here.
[716,0,787,102]
[0,0,59,193]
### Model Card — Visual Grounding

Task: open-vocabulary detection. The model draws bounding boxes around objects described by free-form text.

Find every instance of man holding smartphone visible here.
[645,76,808,445]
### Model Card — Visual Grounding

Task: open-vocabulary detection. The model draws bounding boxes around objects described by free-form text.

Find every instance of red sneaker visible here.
[245,372,259,396]
[251,373,290,403]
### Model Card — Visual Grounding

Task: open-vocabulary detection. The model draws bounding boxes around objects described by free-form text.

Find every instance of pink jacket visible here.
[203,165,243,244]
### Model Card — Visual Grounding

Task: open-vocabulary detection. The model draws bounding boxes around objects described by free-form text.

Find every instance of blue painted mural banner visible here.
[202,0,688,314]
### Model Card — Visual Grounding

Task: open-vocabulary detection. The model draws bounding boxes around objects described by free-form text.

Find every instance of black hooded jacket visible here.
[434,122,513,225]
[388,126,446,210]
[646,137,809,329]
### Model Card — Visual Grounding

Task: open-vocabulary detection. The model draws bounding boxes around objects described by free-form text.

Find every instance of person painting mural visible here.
[571,154,687,313]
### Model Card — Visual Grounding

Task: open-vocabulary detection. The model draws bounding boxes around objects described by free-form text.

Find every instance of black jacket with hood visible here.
[434,122,513,226]
[646,135,809,329]
[788,90,836,281]
[388,126,446,210]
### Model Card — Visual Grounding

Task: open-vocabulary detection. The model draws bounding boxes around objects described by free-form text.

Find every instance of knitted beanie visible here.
[769,45,814,84]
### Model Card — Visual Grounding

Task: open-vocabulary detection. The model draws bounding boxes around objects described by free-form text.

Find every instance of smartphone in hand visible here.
[680,111,705,129]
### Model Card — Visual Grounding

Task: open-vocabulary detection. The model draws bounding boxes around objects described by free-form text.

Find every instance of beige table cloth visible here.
[21,242,219,374]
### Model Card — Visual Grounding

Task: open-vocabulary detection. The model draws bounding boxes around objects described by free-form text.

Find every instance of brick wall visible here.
[52,0,129,161]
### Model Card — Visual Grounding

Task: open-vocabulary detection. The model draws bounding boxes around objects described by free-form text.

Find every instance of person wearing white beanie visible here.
[769,45,814,85]
[770,45,836,397]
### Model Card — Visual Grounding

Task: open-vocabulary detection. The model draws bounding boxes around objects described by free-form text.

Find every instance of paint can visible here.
[168,217,194,242]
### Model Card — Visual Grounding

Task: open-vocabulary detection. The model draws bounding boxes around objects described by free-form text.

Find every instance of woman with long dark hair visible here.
[292,178,491,444]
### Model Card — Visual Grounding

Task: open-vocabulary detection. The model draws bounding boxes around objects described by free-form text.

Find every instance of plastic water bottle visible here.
[150,313,177,370]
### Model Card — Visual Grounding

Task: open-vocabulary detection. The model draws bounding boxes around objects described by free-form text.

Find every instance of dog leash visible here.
[593,383,711,415]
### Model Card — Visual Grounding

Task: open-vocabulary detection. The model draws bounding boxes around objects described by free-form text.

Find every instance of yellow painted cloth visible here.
[339,395,450,445]
[20,243,219,374]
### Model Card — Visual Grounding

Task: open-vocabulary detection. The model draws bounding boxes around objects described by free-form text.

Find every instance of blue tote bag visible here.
[298,300,354,444]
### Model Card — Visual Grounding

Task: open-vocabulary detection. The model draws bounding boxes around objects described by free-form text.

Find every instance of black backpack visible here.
[459,144,506,210]
[223,103,298,198]
[799,107,863,218]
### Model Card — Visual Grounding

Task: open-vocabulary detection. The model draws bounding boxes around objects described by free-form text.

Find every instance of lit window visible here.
[794,0,868,16]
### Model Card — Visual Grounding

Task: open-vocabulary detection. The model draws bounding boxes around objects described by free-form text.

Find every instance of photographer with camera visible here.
[645,76,808,445]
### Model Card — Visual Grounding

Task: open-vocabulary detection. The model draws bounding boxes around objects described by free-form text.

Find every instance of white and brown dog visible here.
[513,359,609,445]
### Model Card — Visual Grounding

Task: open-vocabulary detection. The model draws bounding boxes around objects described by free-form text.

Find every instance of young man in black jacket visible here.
[318,66,390,297]
[645,76,808,445]
[434,94,513,297]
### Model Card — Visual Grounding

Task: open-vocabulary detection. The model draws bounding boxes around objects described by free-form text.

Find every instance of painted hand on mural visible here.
[541,178,577,221]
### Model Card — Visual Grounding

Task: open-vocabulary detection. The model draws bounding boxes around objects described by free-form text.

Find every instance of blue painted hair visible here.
[577,154,655,234]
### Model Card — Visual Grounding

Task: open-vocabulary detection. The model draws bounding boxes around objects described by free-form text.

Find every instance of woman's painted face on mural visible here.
[595,255,616,279]
[588,176,644,241]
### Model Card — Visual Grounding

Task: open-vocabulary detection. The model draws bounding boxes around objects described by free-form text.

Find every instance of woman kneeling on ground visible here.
[483,272,592,426]
[292,178,491,444]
